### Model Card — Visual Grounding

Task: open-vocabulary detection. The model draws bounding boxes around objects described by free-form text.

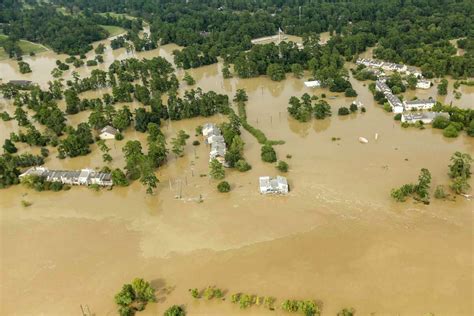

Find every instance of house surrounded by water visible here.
[19,167,113,186]
[259,176,289,195]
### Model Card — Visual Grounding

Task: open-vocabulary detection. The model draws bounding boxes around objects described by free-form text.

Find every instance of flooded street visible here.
[1,36,473,315]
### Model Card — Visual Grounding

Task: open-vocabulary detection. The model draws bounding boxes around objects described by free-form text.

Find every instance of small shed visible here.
[99,125,118,140]
[259,176,289,195]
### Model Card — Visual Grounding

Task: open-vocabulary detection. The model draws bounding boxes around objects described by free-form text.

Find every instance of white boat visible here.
[375,133,379,140]
[359,137,369,144]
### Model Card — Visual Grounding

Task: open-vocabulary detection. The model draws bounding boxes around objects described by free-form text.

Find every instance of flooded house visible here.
[416,79,431,89]
[401,112,448,124]
[202,123,227,165]
[304,80,321,88]
[259,176,289,195]
[99,125,119,140]
[19,167,113,186]
[403,99,435,111]
[385,93,404,113]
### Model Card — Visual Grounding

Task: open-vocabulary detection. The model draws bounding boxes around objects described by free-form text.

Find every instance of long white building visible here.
[19,167,113,186]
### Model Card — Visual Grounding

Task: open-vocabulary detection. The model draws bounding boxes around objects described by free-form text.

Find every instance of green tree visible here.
[183,72,196,85]
[338,107,350,115]
[448,152,472,179]
[437,79,448,95]
[112,168,129,186]
[344,88,358,97]
[209,158,225,179]
[261,144,277,163]
[114,278,156,316]
[276,160,289,172]
[217,181,231,192]
[291,63,304,78]
[164,305,186,316]
[3,139,17,154]
[266,63,286,81]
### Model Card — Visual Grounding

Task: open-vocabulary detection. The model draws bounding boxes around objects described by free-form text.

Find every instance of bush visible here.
[443,124,459,138]
[434,185,448,199]
[86,60,98,66]
[235,159,251,172]
[50,181,63,191]
[164,305,186,316]
[361,106,366,113]
[190,288,200,298]
[394,113,402,121]
[349,103,358,112]
[344,88,358,97]
[383,103,393,112]
[337,107,350,116]
[432,116,450,129]
[276,160,289,172]
[217,181,231,193]
[192,140,200,146]
[261,144,277,163]
[115,133,124,140]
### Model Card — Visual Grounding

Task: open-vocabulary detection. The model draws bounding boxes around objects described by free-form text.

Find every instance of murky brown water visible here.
[1,34,473,315]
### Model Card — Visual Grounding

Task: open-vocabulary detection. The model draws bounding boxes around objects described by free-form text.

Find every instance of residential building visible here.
[304,80,321,88]
[403,99,435,111]
[416,79,431,89]
[401,112,449,124]
[375,80,391,94]
[259,176,289,195]
[202,123,227,166]
[385,93,404,113]
[99,125,119,139]
[19,167,113,186]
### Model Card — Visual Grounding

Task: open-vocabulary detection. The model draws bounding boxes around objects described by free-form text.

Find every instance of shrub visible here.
[349,103,358,112]
[383,103,393,112]
[361,106,366,113]
[261,144,277,163]
[50,181,63,191]
[235,159,251,172]
[192,140,200,146]
[21,200,32,207]
[432,116,450,129]
[86,60,98,66]
[164,305,186,316]
[443,124,459,138]
[434,185,448,199]
[115,133,124,140]
[344,88,358,97]
[217,181,231,193]
[394,113,402,121]
[337,107,350,116]
[190,288,200,298]
[276,160,289,172]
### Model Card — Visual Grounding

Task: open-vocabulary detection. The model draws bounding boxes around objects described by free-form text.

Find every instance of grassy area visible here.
[0,34,48,60]
[100,25,127,37]
[98,12,137,20]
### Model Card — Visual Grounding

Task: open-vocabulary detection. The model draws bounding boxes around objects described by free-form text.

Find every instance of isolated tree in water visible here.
[114,278,156,316]
[209,158,225,180]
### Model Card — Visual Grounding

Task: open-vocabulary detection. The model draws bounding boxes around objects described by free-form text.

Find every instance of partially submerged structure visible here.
[403,99,435,111]
[99,125,119,140]
[416,79,431,89]
[401,112,448,124]
[304,80,321,88]
[202,123,227,165]
[259,176,289,195]
[19,167,113,186]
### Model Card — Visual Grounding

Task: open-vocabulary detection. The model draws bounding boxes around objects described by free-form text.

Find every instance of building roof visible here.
[404,99,435,106]
[8,80,32,86]
[100,125,118,135]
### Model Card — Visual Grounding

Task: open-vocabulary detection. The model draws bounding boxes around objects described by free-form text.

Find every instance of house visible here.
[99,125,118,139]
[385,93,404,113]
[259,176,289,195]
[375,80,391,94]
[19,167,113,186]
[203,123,228,166]
[304,80,321,88]
[202,123,218,138]
[403,99,435,111]
[401,112,448,124]
[8,80,32,88]
[416,79,431,89]
[406,66,422,78]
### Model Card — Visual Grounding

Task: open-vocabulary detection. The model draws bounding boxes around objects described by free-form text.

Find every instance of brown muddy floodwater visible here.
[0,35,473,316]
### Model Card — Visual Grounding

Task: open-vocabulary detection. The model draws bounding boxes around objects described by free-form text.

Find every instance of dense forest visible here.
[1,0,473,77]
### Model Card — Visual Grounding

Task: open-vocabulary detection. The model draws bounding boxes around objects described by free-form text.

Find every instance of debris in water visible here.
[359,137,369,144]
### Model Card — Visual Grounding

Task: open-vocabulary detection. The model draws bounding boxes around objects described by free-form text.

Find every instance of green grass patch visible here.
[98,12,137,20]
[100,25,127,37]
[0,34,47,60]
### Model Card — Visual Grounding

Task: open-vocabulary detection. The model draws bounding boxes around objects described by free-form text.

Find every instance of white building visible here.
[406,66,422,78]
[385,93,404,113]
[375,80,391,94]
[304,80,321,88]
[416,79,431,89]
[259,176,289,195]
[403,99,435,111]
[401,112,448,124]
[99,125,118,140]
[19,167,113,186]
[202,123,227,166]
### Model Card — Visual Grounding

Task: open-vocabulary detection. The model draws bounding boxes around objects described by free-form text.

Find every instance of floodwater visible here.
[1,33,473,316]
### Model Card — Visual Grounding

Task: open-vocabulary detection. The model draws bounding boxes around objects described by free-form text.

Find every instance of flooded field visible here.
[1,34,473,315]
